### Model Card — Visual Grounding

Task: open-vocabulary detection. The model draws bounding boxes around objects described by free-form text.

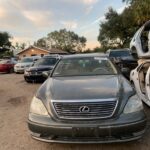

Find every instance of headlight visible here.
[30,96,49,116]
[123,95,143,114]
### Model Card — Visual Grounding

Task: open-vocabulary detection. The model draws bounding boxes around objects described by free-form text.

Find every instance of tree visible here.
[34,38,48,49]
[98,8,132,50]
[35,29,87,53]
[15,42,27,50]
[98,0,150,50]
[123,0,150,25]
[0,32,12,57]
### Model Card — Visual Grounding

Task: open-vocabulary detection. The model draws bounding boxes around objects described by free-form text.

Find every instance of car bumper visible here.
[14,68,24,73]
[28,111,147,143]
[24,74,46,82]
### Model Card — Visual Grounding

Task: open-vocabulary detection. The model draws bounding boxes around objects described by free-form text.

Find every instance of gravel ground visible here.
[0,73,150,150]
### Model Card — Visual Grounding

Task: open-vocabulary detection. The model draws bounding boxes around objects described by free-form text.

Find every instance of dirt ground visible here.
[0,74,150,150]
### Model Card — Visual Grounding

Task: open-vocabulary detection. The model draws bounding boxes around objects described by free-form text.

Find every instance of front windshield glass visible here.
[0,60,10,64]
[34,57,57,66]
[20,58,33,63]
[52,57,117,77]
[109,51,131,57]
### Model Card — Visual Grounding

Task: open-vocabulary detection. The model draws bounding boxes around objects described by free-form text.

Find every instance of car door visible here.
[133,62,150,106]
[145,66,150,105]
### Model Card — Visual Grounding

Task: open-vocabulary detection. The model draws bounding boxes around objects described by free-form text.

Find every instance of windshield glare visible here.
[109,51,131,57]
[53,57,117,77]
[20,58,33,63]
[0,60,11,64]
[34,58,57,66]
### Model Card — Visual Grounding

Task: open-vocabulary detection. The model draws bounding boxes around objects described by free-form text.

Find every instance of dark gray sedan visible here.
[28,53,146,143]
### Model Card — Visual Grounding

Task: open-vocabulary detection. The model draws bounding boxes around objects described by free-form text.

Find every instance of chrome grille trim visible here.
[51,98,118,120]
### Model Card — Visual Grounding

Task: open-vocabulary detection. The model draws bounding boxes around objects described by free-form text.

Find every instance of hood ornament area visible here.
[79,106,90,113]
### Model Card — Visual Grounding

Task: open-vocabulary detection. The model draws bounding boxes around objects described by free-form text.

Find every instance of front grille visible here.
[30,71,42,75]
[53,99,118,119]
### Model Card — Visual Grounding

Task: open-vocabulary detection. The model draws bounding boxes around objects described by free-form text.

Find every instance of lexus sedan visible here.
[24,55,59,83]
[28,53,146,143]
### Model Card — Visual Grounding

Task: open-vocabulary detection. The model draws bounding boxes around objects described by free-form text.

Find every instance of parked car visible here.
[14,56,41,73]
[0,59,17,73]
[106,49,138,78]
[24,55,60,82]
[130,60,150,106]
[28,53,146,143]
[130,20,150,58]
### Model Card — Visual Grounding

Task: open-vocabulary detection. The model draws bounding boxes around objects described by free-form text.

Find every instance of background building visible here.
[16,46,68,59]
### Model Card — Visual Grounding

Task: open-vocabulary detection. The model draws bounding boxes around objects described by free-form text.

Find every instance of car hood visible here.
[27,65,53,71]
[15,62,33,66]
[39,75,130,100]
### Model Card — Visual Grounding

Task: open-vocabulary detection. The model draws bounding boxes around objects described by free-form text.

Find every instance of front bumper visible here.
[24,74,46,82]
[28,111,147,143]
[14,67,25,73]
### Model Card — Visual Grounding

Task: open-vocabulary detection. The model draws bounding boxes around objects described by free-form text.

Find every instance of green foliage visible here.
[0,32,12,57]
[34,38,48,49]
[98,0,150,50]
[15,42,27,50]
[0,32,12,47]
[34,29,87,53]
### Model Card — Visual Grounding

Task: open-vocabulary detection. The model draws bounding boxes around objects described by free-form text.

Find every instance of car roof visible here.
[61,53,107,59]
[43,54,60,58]
[107,48,130,52]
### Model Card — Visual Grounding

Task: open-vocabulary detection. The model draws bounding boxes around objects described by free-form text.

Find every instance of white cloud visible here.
[62,0,98,5]
[85,6,94,14]
[116,5,129,14]
[82,0,98,5]
[92,16,105,25]
[60,20,78,29]
[23,11,53,28]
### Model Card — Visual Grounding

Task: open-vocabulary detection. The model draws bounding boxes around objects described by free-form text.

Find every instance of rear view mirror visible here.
[42,71,52,78]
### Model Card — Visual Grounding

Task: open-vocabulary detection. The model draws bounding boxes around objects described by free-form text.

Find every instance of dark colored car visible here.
[28,53,146,143]
[0,59,16,73]
[24,55,59,82]
[106,49,138,78]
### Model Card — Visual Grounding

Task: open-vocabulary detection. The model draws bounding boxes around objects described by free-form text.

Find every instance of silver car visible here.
[14,56,41,73]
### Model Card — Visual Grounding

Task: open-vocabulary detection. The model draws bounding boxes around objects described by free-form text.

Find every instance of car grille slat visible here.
[53,100,117,119]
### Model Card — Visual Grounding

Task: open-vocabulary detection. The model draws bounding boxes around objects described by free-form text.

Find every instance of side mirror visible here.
[42,71,52,78]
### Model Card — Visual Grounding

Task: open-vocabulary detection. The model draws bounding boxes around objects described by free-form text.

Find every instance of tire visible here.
[9,68,14,74]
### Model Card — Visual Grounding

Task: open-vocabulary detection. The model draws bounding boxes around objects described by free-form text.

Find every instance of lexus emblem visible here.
[79,106,90,113]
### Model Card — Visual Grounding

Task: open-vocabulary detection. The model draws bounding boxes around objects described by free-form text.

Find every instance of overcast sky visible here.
[0,0,126,49]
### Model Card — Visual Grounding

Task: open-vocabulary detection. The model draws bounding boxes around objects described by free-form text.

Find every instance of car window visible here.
[20,58,33,63]
[109,51,131,57]
[52,57,117,77]
[34,58,57,66]
[0,60,11,64]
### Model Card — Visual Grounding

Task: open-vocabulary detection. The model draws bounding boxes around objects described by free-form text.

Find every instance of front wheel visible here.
[9,68,14,73]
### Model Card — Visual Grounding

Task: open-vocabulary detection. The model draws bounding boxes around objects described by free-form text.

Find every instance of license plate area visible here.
[72,127,97,137]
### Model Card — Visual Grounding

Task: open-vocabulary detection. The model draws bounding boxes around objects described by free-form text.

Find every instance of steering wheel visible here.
[93,67,110,73]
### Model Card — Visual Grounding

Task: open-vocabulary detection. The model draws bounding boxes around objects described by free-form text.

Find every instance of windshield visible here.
[34,57,58,66]
[20,58,33,63]
[52,57,117,77]
[109,51,131,57]
[0,60,11,64]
